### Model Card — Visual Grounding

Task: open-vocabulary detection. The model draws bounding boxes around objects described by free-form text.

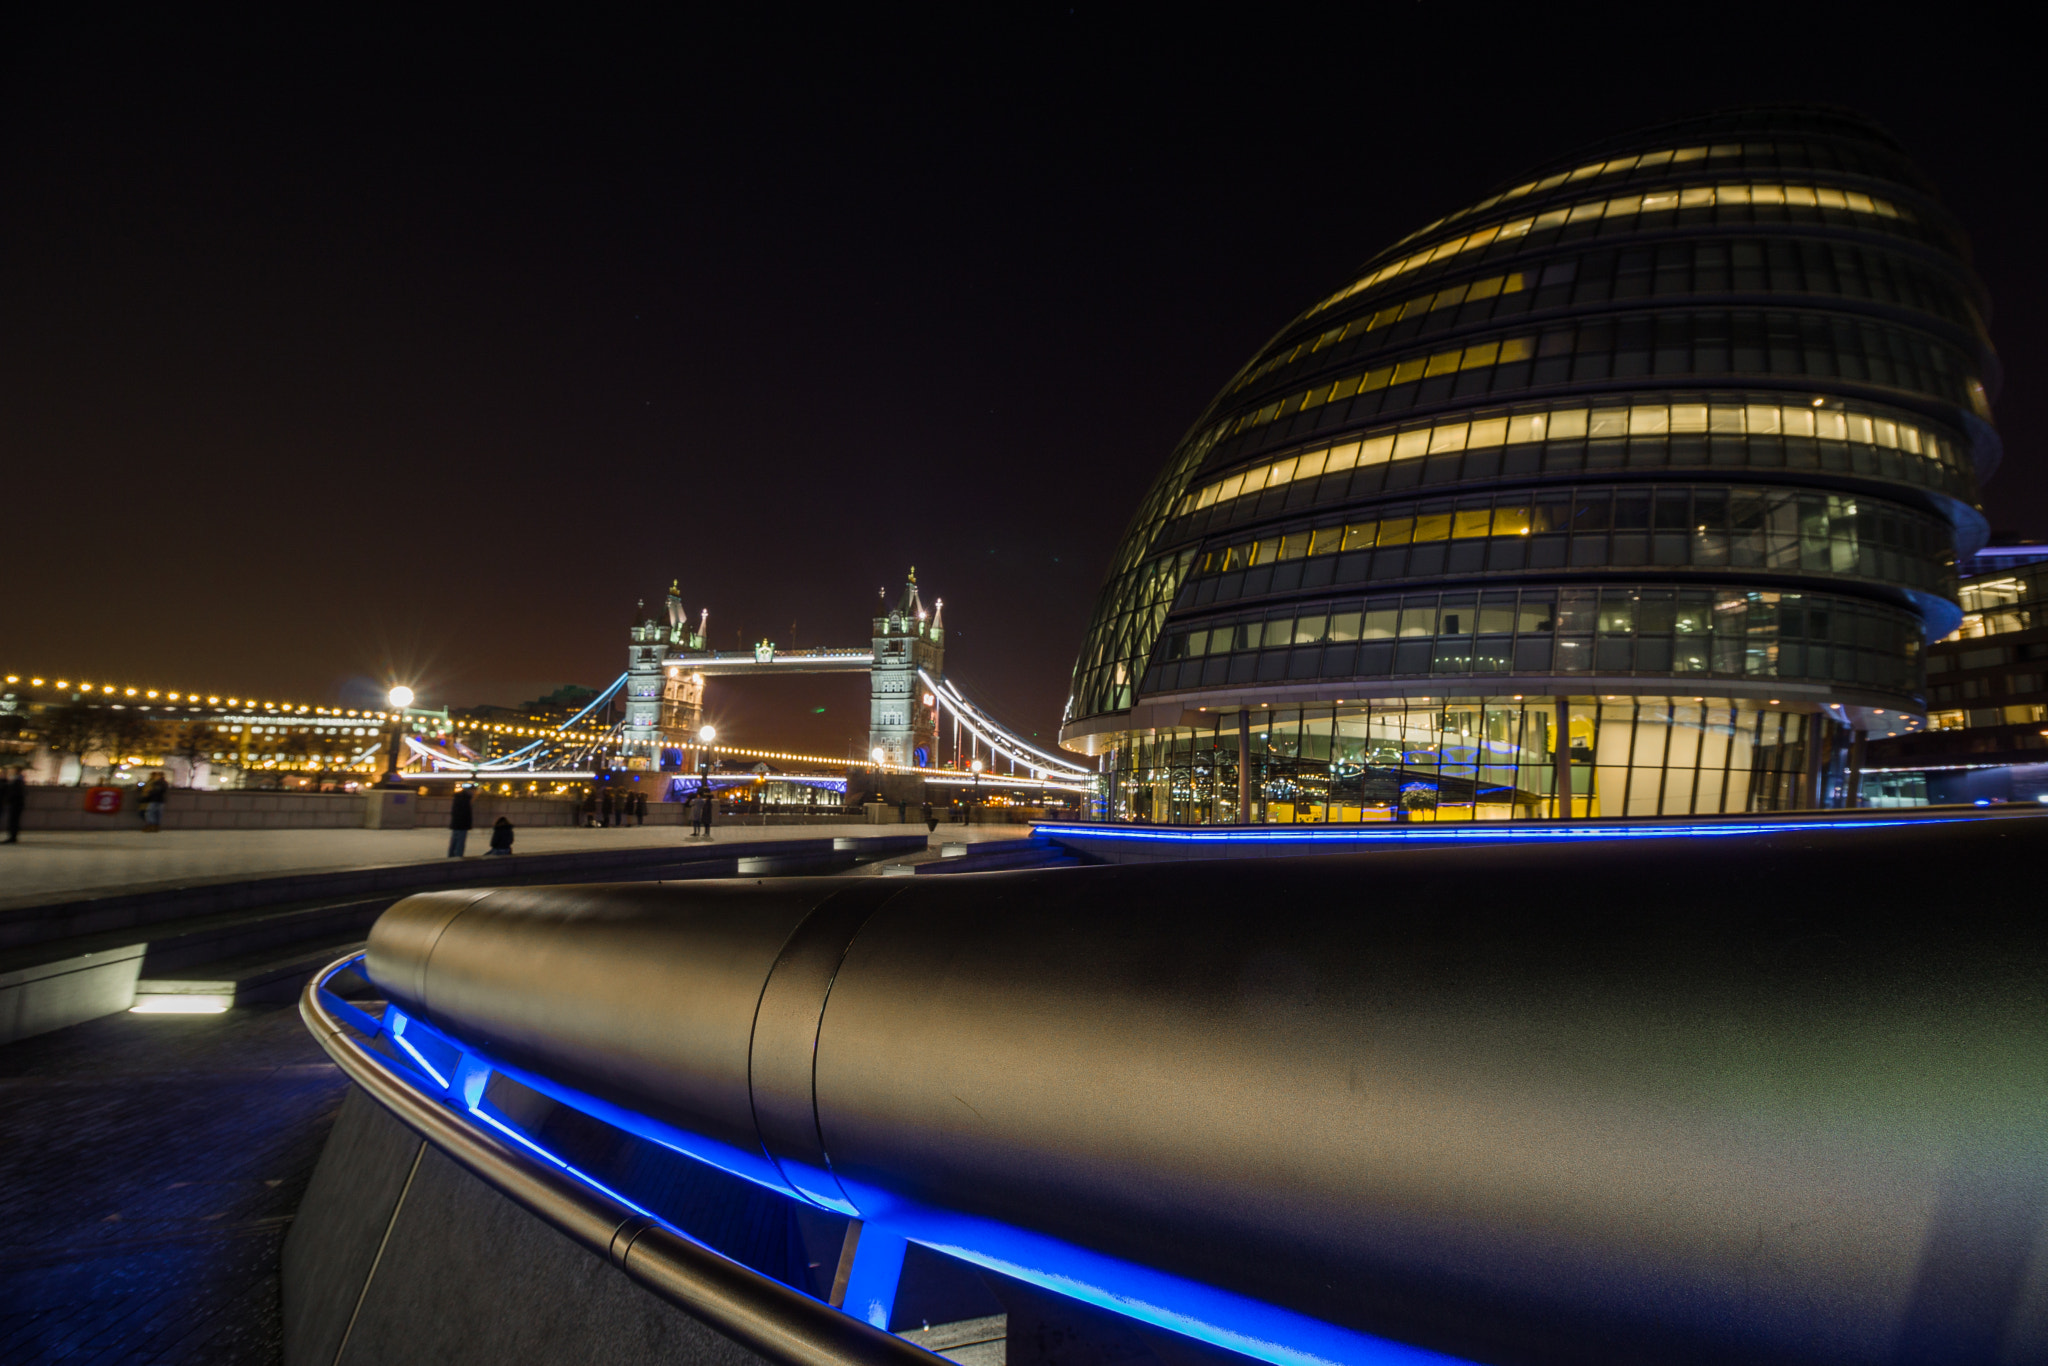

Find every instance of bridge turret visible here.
[626,585,706,770]
[624,602,669,768]
[870,568,943,768]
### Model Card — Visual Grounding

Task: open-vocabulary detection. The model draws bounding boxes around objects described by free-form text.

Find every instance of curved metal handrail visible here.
[299,953,943,1366]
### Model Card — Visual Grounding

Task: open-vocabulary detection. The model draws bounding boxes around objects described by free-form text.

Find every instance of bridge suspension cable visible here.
[918,668,1092,778]
[407,673,629,774]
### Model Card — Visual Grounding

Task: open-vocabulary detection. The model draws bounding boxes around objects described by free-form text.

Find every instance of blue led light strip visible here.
[387,1011,450,1088]
[465,1102,665,1225]
[329,960,1476,1366]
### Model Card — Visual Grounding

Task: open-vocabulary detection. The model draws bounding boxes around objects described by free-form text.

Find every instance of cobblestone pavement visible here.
[0,1003,349,1364]
[0,822,1036,910]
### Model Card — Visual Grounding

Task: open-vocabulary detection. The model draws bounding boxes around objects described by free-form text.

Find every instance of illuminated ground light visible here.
[130,994,232,1014]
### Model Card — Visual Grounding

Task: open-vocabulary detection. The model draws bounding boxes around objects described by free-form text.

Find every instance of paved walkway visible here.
[0,1001,348,1364]
[0,823,1038,910]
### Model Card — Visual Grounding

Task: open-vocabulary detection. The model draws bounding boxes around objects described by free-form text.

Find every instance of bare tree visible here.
[99,710,156,776]
[169,721,221,787]
[40,702,108,785]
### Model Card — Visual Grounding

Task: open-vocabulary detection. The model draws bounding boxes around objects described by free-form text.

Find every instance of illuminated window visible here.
[1308,182,1912,319]
[1180,400,1962,516]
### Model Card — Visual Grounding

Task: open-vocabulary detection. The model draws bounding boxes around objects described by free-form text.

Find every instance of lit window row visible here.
[1955,564,2047,615]
[1185,401,1961,514]
[1144,586,1920,693]
[1184,483,1950,595]
[1226,336,1536,437]
[1310,183,1911,319]
[1385,139,1902,257]
[1945,606,2041,641]
[1240,241,1980,401]
[1391,144,1747,252]
[1233,272,1530,395]
[1108,696,1815,823]
[1927,704,2048,730]
[1221,308,1978,452]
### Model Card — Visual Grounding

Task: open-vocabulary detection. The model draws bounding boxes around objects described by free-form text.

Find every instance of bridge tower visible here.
[870,569,943,767]
[625,581,706,770]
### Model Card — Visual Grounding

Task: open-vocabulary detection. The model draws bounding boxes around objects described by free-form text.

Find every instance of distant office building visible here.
[1864,556,2048,804]
[1061,108,2001,822]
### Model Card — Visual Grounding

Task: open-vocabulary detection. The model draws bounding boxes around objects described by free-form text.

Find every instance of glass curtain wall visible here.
[1108,696,1808,824]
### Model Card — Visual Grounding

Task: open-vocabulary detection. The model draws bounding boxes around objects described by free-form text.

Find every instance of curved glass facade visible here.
[1064,108,2000,821]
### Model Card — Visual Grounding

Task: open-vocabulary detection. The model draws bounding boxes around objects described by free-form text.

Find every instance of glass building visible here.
[1863,549,2048,805]
[1060,108,2001,823]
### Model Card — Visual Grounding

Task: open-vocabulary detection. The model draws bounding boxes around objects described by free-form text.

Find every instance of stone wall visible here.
[16,785,369,831]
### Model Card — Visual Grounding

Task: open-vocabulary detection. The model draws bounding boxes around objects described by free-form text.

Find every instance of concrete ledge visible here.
[284,1087,772,1366]
[0,942,146,1044]
[0,835,929,950]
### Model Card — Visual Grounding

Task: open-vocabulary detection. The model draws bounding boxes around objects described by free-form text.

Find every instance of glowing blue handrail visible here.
[314,955,1469,1366]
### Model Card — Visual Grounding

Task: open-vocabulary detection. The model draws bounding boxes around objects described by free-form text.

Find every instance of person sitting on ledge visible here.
[486,815,514,856]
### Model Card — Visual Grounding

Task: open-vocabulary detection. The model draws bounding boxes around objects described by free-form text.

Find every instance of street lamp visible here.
[696,725,716,825]
[970,757,984,825]
[380,686,415,786]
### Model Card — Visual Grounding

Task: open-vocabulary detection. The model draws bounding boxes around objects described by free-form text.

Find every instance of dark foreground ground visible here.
[0,1002,348,1363]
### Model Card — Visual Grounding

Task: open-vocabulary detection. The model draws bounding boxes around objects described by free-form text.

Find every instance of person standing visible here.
[2,766,25,844]
[599,788,614,828]
[138,771,169,833]
[633,791,647,826]
[448,784,475,857]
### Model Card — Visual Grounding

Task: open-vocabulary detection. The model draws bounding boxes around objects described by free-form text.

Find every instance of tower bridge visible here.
[626,570,946,771]
[409,570,1091,787]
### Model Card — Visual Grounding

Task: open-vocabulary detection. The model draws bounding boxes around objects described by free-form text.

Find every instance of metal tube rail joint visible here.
[358,816,2048,1366]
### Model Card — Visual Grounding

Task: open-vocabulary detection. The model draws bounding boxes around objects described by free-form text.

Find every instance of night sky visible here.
[3,10,2039,756]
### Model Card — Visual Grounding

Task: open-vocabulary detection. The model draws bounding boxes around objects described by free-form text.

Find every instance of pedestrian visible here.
[600,788,614,828]
[485,815,514,856]
[688,782,705,836]
[634,791,647,825]
[137,771,169,833]
[2,766,25,844]
[581,790,597,827]
[448,784,475,857]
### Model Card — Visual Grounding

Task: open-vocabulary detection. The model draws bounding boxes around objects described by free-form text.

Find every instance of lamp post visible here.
[970,757,984,826]
[697,724,716,834]
[380,686,415,787]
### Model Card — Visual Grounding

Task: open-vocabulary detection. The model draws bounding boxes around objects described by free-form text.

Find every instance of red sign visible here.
[83,785,124,815]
